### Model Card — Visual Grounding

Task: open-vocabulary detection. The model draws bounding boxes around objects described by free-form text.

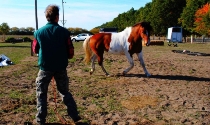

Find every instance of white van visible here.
[167,27,183,43]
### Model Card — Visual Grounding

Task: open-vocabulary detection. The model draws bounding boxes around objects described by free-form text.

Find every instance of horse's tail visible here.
[83,36,93,64]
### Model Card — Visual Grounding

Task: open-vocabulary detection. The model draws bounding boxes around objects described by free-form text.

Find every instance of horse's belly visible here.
[108,35,129,55]
[108,44,125,55]
[108,50,124,55]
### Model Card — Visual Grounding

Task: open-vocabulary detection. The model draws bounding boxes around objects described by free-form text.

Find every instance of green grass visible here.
[0,42,31,65]
[9,90,24,99]
[69,57,77,63]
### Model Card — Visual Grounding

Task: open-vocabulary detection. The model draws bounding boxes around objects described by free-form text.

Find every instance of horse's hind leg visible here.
[136,52,151,77]
[90,54,97,75]
[122,52,134,75]
[100,63,110,76]
[91,53,110,76]
[97,53,110,76]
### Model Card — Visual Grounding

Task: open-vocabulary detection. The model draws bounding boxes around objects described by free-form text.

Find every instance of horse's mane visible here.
[120,22,152,33]
[133,22,152,31]
[132,22,141,27]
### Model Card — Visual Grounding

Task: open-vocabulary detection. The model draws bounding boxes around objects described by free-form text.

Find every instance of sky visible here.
[0,0,151,30]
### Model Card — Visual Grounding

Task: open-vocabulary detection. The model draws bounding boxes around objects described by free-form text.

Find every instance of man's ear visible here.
[55,15,59,22]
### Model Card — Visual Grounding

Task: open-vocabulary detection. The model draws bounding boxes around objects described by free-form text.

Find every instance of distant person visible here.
[32,4,81,125]
[202,35,205,43]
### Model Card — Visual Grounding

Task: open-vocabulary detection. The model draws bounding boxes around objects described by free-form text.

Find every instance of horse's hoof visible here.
[122,71,127,76]
[146,73,151,77]
[106,74,111,77]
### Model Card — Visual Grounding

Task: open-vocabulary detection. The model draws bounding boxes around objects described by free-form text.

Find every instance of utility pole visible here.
[61,0,66,27]
[32,0,38,56]
[35,0,38,30]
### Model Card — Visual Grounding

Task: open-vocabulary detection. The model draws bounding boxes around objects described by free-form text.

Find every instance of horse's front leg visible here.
[90,54,97,75]
[136,52,151,77]
[122,52,134,75]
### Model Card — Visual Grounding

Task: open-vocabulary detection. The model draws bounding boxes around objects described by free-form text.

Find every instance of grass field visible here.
[0,41,210,124]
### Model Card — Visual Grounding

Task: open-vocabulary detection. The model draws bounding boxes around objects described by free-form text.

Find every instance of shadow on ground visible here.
[24,122,89,125]
[117,74,210,82]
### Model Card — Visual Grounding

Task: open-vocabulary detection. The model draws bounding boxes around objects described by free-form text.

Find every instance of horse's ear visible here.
[142,21,150,26]
[145,22,150,26]
[146,22,152,31]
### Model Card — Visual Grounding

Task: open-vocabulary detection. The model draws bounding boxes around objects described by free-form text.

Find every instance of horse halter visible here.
[145,30,150,46]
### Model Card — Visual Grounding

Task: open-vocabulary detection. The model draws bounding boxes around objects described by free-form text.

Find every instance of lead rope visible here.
[51,77,68,124]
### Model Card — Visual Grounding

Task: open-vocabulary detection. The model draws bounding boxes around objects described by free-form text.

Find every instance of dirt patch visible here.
[121,96,158,110]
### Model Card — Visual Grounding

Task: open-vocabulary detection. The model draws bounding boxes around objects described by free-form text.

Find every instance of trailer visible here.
[167,27,182,47]
[99,27,118,33]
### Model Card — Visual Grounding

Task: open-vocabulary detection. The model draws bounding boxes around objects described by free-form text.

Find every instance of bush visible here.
[5,37,15,43]
[22,37,32,42]
[4,37,32,43]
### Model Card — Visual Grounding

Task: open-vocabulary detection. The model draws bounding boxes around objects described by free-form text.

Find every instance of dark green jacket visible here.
[34,22,70,71]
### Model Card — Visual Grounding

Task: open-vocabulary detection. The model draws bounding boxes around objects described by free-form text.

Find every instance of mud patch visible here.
[121,95,158,110]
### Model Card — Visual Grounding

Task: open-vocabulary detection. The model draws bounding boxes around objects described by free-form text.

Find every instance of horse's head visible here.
[133,22,152,46]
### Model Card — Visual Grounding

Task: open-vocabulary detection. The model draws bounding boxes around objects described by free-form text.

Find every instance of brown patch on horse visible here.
[89,33,112,51]
[127,23,143,55]
[89,33,112,65]
[127,22,151,56]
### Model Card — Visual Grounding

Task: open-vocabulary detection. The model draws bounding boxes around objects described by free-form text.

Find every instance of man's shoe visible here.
[72,116,82,122]
[33,119,45,125]
[63,115,82,123]
[37,122,45,125]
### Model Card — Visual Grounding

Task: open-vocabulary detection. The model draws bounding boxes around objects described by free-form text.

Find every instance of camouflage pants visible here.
[35,70,79,124]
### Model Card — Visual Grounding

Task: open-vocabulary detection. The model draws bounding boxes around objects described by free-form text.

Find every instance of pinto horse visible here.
[83,22,152,77]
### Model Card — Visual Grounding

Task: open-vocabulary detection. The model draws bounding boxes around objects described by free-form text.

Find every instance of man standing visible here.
[32,4,80,125]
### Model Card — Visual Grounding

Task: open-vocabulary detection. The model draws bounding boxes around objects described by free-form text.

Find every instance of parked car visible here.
[71,33,92,42]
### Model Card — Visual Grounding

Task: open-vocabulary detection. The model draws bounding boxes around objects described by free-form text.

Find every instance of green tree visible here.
[19,27,25,31]
[90,28,100,34]
[125,8,136,26]
[93,0,189,37]
[150,0,186,36]
[194,3,210,35]
[99,8,137,32]
[10,27,19,35]
[135,2,152,23]
[0,22,10,41]
[203,11,210,32]
[10,27,19,32]
[67,27,92,35]
[26,27,35,32]
[179,0,210,33]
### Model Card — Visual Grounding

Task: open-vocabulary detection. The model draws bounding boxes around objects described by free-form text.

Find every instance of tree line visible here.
[0,23,90,36]
[0,22,91,41]
[91,0,210,37]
